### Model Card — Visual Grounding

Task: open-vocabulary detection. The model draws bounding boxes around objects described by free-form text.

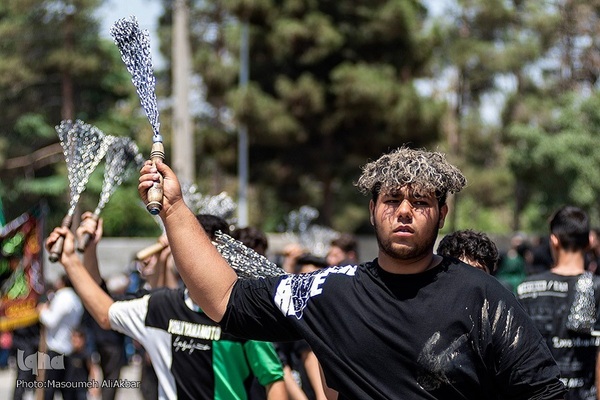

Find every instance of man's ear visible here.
[438,204,449,229]
[550,234,559,248]
[369,200,375,225]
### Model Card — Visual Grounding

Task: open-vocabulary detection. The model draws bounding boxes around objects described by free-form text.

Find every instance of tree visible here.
[506,91,600,230]
[0,0,157,235]
[500,0,600,229]
[159,0,446,232]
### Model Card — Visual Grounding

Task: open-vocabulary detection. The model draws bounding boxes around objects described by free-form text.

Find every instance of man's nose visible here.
[396,200,412,220]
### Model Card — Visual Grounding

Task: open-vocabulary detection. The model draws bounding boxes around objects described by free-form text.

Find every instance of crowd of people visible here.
[9,145,600,399]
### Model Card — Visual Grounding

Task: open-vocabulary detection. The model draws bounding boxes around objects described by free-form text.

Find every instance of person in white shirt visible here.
[38,274,84,400]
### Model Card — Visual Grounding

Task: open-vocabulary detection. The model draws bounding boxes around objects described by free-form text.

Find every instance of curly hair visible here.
[437,229,499,273]
[354,147,466,205]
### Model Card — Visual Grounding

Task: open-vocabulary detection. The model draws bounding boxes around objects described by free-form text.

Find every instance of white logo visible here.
[274,265,357,319]
[17,350,65,376]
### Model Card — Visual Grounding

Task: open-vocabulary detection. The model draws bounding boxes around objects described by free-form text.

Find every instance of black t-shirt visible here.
[109,287,284,400]
[222,258,567,400]
[517,271,600,400]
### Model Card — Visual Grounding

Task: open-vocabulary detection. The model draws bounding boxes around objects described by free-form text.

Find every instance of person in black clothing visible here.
[63,327,93,400]
[527,235,553,276]
[586,227,600,274]
[518,206,600,400]
[139,146,567,399]
[11,323,40,400]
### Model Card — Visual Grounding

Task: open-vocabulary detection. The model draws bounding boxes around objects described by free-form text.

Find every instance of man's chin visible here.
[382,244,418,260]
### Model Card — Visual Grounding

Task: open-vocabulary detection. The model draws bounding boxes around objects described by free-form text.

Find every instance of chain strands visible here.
[134,180,237,261]
[94,137,144,215]
[111,16,165,215]
[198,192,236,222]
[77,137,144,252]
[214,232,284,279]
[110,16,160,140]
[284,206,339,257]
[50,120,113,262]
[566,271,597,333]
[56,120,114,217]
[287,205,319,234]
[180,182,237,223]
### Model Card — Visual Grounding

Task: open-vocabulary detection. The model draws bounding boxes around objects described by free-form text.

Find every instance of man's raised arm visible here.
[45,227,114,329]
[138,159,238,321]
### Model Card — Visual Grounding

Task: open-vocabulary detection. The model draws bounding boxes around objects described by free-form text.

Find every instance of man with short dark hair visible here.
[326,233,359,267]
[139,146,566,399]
[436,229,499,274]
[518,206,600,400]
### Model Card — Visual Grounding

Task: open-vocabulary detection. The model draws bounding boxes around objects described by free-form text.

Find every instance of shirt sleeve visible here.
[108,294,150,342]
[244,340,285,386]
[222,277,302,342]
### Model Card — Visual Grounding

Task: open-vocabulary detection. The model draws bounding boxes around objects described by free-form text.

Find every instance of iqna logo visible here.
[17,350,64,376]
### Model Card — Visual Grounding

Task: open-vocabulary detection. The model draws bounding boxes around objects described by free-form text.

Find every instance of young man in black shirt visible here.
[517,206,600,400]
[138,146,567,399]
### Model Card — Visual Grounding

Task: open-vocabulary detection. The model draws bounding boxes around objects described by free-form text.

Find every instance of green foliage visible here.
[100,184,163,237]
[452,195,514,235]
[3,0,600,240]
[507,90,600,227]
[153,0,446,230]
[0,0,155,237]
[14,114,56,141]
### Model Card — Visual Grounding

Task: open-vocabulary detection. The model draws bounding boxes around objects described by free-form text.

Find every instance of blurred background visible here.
[2,0,600,239]
[4,1,599,397]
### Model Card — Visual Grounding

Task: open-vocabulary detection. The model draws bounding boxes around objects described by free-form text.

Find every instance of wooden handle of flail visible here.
[49,214,73,263]
[76,213,99,253]
[146,139,165,215]
[135,241,168,261]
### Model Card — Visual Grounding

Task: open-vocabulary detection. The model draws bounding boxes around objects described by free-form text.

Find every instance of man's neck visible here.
[551,250,586,276]
[378,252,441,274]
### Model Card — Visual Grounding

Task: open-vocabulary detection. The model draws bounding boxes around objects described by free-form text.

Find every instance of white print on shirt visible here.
[173,336,211,354]
[552,336,600,349]
[417,299,522,391]
[274,265,358,319]
[168,319,222,340]
[517,280,569,298]
[560,377,585,389]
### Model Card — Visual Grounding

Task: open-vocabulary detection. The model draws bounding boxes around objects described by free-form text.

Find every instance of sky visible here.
[96,0,165,67]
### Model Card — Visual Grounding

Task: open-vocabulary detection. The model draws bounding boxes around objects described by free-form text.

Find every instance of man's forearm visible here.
[82,244,102,284]
[162,201,238,321]
[63,255,114,329]
[265,379,289,400]
[596,349,600,400]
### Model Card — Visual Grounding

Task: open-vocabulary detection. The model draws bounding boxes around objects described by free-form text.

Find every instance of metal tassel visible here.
[214,232,284,279]
[566,271,596,333]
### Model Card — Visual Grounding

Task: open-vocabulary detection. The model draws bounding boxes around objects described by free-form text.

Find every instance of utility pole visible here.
[172,0,194,183]
[237,21,249,227]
